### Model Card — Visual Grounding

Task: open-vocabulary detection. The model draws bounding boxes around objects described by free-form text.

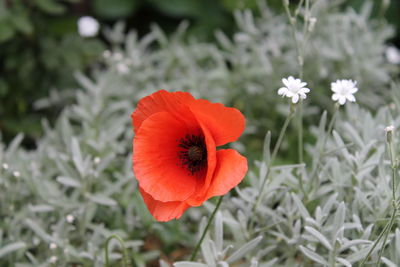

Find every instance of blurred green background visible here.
[1,0,399,147]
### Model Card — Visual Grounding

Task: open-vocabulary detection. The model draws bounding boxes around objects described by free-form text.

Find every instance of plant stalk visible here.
[104,234,129,267]
[249,108,296,233]
[190,196,224,261]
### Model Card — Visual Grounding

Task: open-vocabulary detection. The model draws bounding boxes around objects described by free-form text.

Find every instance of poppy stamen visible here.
[178,134,207,174]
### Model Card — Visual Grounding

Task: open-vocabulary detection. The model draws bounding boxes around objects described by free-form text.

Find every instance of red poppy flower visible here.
[132,90,247,221]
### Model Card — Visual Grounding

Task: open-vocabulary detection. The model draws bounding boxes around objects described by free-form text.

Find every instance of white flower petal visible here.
[292,94,299,103]
[350,87,358,94]
[286,91,295,97]
[332,94,340,101]
[282,78,289,87]
[278,87,288,96]
[346,94,356,102]
[78,16,99,37]
[338,96,346,105]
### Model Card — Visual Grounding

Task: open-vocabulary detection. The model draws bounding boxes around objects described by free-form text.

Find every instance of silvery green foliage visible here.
[180,103,400,266]
[1,0,400,266]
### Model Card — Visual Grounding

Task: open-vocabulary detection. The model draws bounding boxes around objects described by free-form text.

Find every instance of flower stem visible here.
[376,133,398,266]
[360,127,398,266]
[309,103,340,185]
[376,207,396,266]
[359,220,391,267]
[190,195,224,261]
[249,108,296,232]
[104,234,129,267]
[298,101,304,163]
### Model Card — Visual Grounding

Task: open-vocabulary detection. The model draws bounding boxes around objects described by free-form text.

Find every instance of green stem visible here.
[359,220,391,267]
[104,234,129,267]
[283,0,302,77]
[376,207,396,267]
[360,128,398,266]
[309,104,340,187]
[249,108,296,232]
[298,101,304,163]
[190,196,224,261]
[376,136,398,266]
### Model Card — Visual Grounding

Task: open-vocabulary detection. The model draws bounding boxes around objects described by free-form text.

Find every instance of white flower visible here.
[331,79,358,105]
[116,63,129,74]
[386,46,400,65]
[66,214,75,223]
[94,157,101,164]
[78,16,99,37]
[278,76,310,103]
[49,243,57,250]
[13,171,20,177]
[308,17,317,32]
[385,125,395,133]
[2,163,9,170]
[49,256,57,264]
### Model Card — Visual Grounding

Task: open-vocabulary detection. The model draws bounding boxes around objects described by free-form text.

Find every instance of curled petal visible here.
[139,187,189,221]
[131,90,195,133]
[133,111,201,202]
[186,121,217,206]
[205,149,247,199]
[189,99,245,146]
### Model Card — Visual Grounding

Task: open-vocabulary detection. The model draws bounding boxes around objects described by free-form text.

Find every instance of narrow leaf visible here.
[226,236,263,263]
[56,176,81,188]
[0,241,26,258]
[299,245,328,265]
[305,226,332,250]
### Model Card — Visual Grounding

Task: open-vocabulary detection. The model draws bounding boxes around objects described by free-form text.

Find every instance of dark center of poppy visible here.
[188,146,204,161]
[178,134,207,174]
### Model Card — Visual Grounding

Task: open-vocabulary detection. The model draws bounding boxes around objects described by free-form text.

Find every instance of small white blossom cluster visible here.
[77,16,99,37]
[49,243,57,250]
[331,79,358,105]
[102,50,132,75]
[385,125,395,133]
[278,76,310,104]
[66,214,75,223]
[278,76,358,106]
[49,255,57,264]
[385,46,400,65]
[2,163,9,170]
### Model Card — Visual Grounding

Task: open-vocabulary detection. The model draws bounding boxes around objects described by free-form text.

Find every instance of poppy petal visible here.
[185,120,217,207]
[189,99,245,146]
[139,187,189,221]
[132,90,195,133]
[205,149,248,199]
[133,111,202,202]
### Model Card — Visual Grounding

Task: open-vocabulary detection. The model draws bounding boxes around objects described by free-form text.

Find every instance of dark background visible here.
[1,0,399,147]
